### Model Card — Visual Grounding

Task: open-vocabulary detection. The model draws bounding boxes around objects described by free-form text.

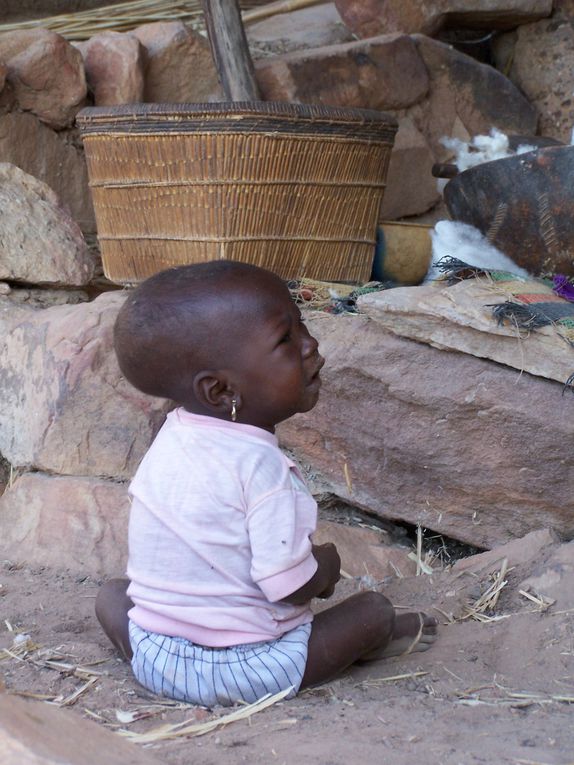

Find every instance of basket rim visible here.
[76,100,398,130]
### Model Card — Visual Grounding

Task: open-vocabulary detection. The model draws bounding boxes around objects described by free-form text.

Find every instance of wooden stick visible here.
[201,0,261,101]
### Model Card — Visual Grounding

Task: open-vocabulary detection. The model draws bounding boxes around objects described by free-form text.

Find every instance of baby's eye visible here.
[279,331,291,344]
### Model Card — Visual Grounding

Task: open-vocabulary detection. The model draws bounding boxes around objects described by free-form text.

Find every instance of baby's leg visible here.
[95,578,133,661]
[300,591,437,689]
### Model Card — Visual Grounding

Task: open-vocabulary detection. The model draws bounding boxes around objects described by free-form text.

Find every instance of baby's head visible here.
[114,260,324,431]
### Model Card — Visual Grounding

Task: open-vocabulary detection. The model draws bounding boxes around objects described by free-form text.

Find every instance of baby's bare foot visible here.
[360,612,438,662]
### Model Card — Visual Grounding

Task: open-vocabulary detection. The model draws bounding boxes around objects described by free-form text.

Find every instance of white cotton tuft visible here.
[424,220,530,282]
[440,128,535,173]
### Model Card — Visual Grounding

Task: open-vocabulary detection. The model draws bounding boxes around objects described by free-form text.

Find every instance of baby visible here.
[96,260,437,707]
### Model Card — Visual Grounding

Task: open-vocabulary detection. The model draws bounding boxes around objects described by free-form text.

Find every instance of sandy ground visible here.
[2,536,574,765]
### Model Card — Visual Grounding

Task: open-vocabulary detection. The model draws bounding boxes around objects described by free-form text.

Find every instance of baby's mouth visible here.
[308,358,325,386]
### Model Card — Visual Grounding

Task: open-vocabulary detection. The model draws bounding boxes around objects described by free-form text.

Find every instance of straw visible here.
[460,558,509,622]
[119,687,292,743]
[0,0,318,40]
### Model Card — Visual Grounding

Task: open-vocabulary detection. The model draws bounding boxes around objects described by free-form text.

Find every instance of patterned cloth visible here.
[129,620,311,708]
[436,257,574,347]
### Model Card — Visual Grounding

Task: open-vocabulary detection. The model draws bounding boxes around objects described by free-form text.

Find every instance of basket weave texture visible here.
[77,102,397,285]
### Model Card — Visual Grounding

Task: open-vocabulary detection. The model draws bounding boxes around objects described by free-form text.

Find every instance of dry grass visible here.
[460,558,510,623]
[118,687,293,743]
[456,681,574,708]
[0,0,322,40]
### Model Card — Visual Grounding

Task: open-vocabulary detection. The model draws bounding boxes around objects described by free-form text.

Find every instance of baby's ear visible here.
[193,370,238,415]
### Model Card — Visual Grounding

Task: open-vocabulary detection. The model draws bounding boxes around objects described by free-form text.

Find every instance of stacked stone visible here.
[0,0,573,577]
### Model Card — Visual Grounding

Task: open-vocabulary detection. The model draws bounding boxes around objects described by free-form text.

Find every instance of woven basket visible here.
[77,102,397,285]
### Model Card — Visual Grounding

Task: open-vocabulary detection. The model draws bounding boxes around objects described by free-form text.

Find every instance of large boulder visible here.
[75,31,144,106]
[255,33,429,110]
[0,473,129,577]
[256,33,537,220]
[278,310,574,549]
[0,163,94,286]
[0,111,95,233]
[0,29,86,129]
[334,0,553,37]
[132,21,222,102]
[0,291,170,479]
[493,16,574,143]
[409,35,538,160]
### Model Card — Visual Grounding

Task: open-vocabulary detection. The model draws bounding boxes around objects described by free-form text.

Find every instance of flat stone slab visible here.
[359,279,573,385]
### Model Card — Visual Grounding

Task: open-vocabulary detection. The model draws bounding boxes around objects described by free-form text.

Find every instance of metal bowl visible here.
[443,145,574,277]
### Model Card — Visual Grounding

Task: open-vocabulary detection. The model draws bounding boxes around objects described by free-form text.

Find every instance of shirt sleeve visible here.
[246,487,318,603]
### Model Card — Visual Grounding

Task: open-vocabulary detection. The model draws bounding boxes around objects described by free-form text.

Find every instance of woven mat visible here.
[436,258,574,348]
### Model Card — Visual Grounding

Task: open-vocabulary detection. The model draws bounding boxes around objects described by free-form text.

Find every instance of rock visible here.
[409,35,538,160]
[380,116,440,220]
[519,540,574,609]
[256,33,429,110]
[75,31,144,106]
[494,17,574,143]
[0,291,171,479]
[0,112,96,233]
[0,694,162,765]
[314,519,416,579]
[0,29,86,129]
[0,284,90,306]
[132,21,222,102]
[277,312,574,549]
[453,528,560,574]
[335,0,552,37]
[0,163,94,286]
[247,2,352,58]
[0,473,129,576]
[358,279,573,385]
[0,62,6,93]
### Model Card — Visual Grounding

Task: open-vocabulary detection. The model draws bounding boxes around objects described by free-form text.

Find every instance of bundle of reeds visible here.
[0,0,322,40]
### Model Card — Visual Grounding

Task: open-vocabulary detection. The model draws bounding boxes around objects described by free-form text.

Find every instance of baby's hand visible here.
[312,542,341,599]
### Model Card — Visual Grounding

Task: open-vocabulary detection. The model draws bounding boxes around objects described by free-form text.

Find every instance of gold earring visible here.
[231,399,237,422]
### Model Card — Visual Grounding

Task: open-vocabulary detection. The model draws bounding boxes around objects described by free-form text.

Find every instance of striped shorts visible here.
[128,620,312,708]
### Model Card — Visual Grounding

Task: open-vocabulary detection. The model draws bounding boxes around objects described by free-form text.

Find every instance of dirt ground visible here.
[2,530,574,765]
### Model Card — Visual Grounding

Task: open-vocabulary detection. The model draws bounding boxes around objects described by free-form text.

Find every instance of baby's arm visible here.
[280,543,341,606]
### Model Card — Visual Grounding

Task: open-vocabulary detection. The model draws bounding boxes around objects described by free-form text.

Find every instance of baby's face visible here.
[227,275,324,432]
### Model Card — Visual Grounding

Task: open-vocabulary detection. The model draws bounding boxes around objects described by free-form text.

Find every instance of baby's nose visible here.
[302,331,319,358]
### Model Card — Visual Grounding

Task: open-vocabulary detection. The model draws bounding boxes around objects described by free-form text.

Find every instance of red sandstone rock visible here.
[132,20,221,102]
[75,31,144,106]
[277,312,574,549]
[0,473,129,577]
[0,291,170,479]
[409,35,538,160]
[0,694,162,765]
[335,0,552,37]
[380,116,440,220]
[0,112,95,233]
[255,33,429,110]
[314,520,416,579]
[0,28,86,128]
[494,16,574,142]
[0,163,94,286]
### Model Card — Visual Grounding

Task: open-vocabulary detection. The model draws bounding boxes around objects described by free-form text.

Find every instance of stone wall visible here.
[0,0,569,231]
[0,0,573,575]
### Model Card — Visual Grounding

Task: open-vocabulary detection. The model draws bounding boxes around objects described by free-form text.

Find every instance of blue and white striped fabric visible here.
[128,620,311,707]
